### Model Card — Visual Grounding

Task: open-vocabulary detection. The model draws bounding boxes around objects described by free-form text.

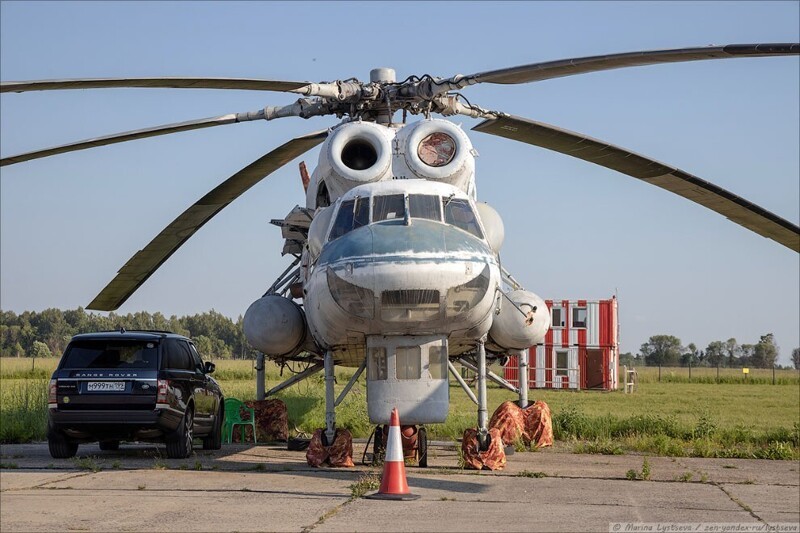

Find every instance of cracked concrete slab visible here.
[1,442,798,532]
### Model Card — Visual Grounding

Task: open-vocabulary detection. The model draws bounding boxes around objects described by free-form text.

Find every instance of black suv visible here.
[47,330,224,459]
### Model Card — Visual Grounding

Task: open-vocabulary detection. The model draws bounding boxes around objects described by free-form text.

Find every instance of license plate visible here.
[87,381,125,392]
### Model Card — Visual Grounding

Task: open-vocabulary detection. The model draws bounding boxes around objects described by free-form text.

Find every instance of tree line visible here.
[3,308,799,369]
[0,308,259,360]
[621,334,800,370]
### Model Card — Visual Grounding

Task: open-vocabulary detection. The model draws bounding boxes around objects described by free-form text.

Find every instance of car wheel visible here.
[166,407,194,459]
[202,401,223,450]
[99,440,120,451]
[48,430,78,459]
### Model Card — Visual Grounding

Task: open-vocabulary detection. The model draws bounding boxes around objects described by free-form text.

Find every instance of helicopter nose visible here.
[318,219,494,266]
[320,220,496,323]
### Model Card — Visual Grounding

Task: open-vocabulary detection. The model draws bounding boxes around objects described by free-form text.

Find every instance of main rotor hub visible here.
[369,67,396,84]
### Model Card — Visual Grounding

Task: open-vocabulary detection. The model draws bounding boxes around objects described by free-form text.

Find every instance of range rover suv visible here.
[47,330,224,459]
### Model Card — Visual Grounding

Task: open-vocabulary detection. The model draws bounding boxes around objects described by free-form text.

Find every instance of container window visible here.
[368,347,387,381]
[552,307,564,328]
[572,307,587,328]
[428,345,447,380]
[556,350,568,377]
[396,346,421,380]
[409,194,441,221]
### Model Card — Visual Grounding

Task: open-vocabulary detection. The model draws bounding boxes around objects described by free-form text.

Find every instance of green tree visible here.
[640,335,682,366]
[738,344,754,367]
[31,340,52,358]
[681,343,699,367]
[751,333,779,369]
[705,340,726,367]
[725,338,741,367]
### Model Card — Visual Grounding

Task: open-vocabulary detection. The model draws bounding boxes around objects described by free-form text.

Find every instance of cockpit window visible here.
[443,198,483,239]
[409,194,441,221]
[329,197,370,241]
[372,194,405,222]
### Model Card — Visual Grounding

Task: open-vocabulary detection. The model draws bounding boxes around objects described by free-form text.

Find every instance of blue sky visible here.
[1,1,798,364]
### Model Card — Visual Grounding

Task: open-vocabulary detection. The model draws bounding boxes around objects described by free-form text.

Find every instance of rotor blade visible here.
[1,77,311,93]
[473,115,800,252]
[468,44,799,85]
[1,110,270,167]
[87,130,327,311]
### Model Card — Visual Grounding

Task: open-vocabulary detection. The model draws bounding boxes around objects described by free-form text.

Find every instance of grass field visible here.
[1,358,798,459]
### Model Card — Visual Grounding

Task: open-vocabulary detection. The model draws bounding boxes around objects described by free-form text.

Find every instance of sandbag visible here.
[523,400,553,448]
[461,428,506,471]
[488,400,526,445]
[487,400,554,449]
[306,428,355,468]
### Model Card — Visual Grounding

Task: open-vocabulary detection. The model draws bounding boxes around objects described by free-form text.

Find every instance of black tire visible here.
[202,401,223,450]
[166,407,194,459]
[418,426,428,468]
[48,430,78,459]
[372,425,384,465]
[99,440,120,451]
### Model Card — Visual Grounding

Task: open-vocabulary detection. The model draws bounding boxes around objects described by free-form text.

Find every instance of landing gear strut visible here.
[476,336,489,452]
[324,350,336,444]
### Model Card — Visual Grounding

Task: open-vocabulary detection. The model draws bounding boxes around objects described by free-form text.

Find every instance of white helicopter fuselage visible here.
[303,180,501,365]
[243,117,550,424]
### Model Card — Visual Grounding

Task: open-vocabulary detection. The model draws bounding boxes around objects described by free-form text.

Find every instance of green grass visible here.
[1,358,797,459]
[349,472,381,499]
[633,366,799,385]
[0,378,49,443]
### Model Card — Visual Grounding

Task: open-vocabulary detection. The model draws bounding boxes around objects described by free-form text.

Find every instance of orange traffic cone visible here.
[366,407,420,500]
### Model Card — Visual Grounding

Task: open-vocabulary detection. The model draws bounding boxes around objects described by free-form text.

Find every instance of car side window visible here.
[188,343,204,373]
[162,339,193,371]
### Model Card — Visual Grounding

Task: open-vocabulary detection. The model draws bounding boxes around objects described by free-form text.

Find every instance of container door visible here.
[586,349,604,389]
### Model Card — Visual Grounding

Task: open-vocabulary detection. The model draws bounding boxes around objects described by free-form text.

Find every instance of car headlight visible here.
[417,132,456,167]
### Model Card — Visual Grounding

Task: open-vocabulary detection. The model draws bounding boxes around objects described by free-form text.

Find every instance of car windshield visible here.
[61,340,159,369]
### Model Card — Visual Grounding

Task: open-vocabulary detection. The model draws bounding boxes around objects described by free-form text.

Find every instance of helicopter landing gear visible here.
[476,336,489,452]
[368,423,429,467]
[324,350,336,444]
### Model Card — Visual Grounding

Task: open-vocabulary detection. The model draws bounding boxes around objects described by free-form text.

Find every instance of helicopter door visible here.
[366,335,449,425]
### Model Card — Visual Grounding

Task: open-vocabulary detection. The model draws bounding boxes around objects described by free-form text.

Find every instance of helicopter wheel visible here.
[372,424,385,465]
[417,426,428,468]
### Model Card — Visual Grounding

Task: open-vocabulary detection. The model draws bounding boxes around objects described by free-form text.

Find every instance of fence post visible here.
[716,364,720,383]
[688,359,692,382]
[658,364,661,382]
[772,365,776,385]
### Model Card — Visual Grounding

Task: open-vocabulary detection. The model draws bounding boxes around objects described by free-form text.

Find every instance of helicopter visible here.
[2,43,798,458]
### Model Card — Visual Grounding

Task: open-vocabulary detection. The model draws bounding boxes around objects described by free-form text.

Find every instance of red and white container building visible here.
[503,296,619,390]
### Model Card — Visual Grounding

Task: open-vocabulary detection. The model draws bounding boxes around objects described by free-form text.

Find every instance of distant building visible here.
[504,296,619,390]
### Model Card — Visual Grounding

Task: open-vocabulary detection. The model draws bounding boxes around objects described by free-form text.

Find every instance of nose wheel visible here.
[368,424,429,467]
